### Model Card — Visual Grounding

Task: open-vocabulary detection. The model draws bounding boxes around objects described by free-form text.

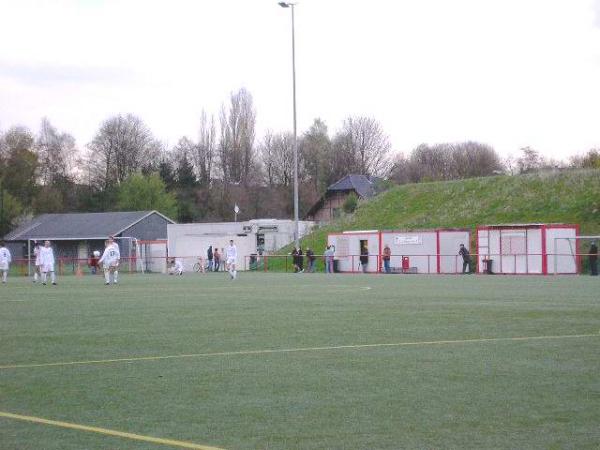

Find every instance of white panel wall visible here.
[546,227,578,274]
[439,231,470,273]
[478,225,577,274]
[381,231,437,274]
[328,233,380,272]
[526,229,543,274]
[477,229,490,273]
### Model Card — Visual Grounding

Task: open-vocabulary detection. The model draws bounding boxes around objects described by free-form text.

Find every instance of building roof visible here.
[327,174,377,198]
[305,174,379,218]
[4,211,175,241]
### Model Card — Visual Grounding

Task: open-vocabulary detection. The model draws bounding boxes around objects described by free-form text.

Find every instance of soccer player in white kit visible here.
[98,236,121,285]
[0,241,12,284]
[32,241,42,283]
[39,240,57,285]
[168,259,184,275]
[226,239,237,280]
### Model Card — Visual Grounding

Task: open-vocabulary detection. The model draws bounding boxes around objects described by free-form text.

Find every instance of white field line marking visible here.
[0,411,225,450]
[0,333,598,371]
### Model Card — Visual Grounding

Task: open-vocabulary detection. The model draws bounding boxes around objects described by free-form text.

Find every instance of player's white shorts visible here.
[226,257,236,266]
[104,260,119,269]
[42,263,55,273]
[0,262,9,271]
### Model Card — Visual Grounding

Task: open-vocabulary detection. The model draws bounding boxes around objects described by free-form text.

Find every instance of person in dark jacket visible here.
[207,245,214,271]
[589,241,598,276]
[291,247,299,272]
[459,244,471,273]
[360,245,369,273]
[297,247,304,273]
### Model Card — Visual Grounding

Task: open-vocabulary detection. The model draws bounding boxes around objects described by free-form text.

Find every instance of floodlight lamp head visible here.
[278,2,289,7]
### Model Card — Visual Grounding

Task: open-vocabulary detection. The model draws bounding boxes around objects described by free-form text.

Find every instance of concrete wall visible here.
[167,219,314,256]
[167,224,256,272]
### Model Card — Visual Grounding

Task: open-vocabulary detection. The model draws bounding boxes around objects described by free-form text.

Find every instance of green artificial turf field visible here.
[0,273,599,450]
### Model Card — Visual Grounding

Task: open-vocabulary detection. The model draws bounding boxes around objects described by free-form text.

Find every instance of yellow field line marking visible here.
[1,333,598,370]
[0,411,225,449]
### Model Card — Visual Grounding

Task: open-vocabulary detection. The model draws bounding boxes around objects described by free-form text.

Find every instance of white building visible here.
[167,219,314,272]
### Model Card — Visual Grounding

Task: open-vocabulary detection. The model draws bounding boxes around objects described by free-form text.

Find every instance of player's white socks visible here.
[50,272,56,284]
[104,270,110,284]
[113,271,118,283]
[33,272,38,282]
[2,271,7,283]
[41,273,47,284]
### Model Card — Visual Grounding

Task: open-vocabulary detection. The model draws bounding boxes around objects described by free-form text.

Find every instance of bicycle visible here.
[192,257,207,273]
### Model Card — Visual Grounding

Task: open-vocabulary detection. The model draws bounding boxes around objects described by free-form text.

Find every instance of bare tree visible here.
[407,143,453,182]
[259,131,276,186]
[194,110,216,187]
[450,141,503,178]
[218,88,256,184]
[300,118,331,191]
[516,146,545,174]
[87,114,160,190]
[36,118,77,185]
[331,116,391,177]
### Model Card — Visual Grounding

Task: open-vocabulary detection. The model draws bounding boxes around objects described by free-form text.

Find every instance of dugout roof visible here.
[3,211,175,241]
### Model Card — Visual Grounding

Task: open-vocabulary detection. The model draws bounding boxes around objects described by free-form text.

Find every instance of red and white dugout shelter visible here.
[327,228,471,274]
[476,223,579,275]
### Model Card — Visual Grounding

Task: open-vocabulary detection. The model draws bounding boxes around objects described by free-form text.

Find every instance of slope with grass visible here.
[297,169,600,256]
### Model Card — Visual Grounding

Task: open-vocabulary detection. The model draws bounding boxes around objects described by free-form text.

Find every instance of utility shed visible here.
[476,223,579,274]
[327,228,470,274]
[380,229,471,274]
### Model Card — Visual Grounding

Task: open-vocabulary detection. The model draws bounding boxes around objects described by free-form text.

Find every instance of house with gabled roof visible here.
[3,210,175,261]
[305,174,380,224]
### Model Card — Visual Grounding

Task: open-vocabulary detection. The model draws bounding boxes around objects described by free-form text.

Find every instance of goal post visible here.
[553,235,599,274]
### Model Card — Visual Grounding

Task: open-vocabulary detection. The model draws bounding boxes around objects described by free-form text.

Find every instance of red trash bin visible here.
[402,256,410,272]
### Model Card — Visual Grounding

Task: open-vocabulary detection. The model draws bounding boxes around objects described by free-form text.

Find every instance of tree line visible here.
[1,87,598,235]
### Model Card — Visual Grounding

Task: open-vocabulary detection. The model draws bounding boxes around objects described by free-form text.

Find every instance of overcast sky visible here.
[1,0,599,160]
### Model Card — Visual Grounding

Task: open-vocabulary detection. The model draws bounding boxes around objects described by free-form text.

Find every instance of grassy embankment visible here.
[267,169,600,271]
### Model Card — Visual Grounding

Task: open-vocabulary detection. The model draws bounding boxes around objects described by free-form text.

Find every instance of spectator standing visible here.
[297,247,304,273]
[214,248,221,272]
[383,245,391,274]
[291,247,299,272]
[589,241,598,276]
[207,245,214,272]
[458,244,471,274]
[360,245,369,273]
[306,247,316,273]
[324,245,334,274]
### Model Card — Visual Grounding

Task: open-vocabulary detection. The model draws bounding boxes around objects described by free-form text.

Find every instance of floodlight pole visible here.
[279,1,300,249]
